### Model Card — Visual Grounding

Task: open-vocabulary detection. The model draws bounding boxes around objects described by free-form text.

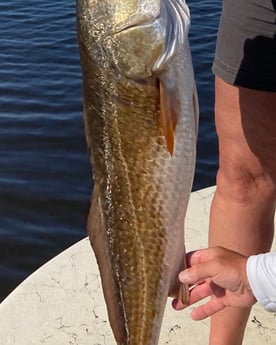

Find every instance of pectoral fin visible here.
[159,78,180,156]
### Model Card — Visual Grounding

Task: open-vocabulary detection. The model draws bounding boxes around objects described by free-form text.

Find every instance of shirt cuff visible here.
[246,252,276,312]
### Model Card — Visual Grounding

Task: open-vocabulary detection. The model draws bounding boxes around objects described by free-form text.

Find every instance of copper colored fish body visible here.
[77,0,198,344]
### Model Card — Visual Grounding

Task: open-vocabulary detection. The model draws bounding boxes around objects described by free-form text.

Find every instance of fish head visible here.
[77,0,191,80]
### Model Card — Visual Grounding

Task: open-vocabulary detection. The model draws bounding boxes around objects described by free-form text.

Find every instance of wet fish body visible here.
[77,0,198,344]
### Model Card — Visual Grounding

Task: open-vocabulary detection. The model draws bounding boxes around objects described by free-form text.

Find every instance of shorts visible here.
[212,0,276,92]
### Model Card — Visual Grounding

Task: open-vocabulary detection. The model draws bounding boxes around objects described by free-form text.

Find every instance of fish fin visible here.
[178,283,190,305]
[159,78,179,156]
[169,247,189,305]
[88,186,126,344]
[178,251,190,305]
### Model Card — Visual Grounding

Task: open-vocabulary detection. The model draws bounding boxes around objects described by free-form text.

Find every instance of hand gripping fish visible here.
[77,0,199,344]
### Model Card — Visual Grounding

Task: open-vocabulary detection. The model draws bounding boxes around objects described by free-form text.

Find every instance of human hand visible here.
[172,246,257,320]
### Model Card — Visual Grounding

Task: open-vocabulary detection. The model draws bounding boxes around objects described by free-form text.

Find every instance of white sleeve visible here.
[246,252,276,312]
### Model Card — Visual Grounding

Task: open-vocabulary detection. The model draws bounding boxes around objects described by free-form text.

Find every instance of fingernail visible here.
[179,270,189,282]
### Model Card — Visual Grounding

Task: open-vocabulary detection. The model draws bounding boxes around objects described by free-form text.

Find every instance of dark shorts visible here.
[212,0,276,92]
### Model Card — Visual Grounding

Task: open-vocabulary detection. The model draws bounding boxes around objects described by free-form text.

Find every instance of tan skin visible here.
[174,77,276,345]
[173,246,256,320]
[207,77,276,345]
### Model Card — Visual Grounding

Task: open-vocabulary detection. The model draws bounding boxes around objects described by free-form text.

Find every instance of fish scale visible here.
[77,0,198,344]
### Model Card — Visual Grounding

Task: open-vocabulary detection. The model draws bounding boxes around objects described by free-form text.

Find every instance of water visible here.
[0,0,221,302]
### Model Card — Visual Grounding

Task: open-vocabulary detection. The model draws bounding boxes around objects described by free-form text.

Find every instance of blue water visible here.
[0,0,221,302]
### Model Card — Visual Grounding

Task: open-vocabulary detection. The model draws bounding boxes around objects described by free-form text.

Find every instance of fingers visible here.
[172,281,219,309]
[179,260,217,286]
[172,250,221,312]
[172,247,251,318]
[189,282,214,303]
[172,282,209,311]
[190,296,225,320]
[181,247,232,286]
[172,282,225,319]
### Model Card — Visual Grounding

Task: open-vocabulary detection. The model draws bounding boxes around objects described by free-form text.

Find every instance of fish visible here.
[76,0,199,344]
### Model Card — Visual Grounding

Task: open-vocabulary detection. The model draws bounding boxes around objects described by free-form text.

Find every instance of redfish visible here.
[77,0,198,344]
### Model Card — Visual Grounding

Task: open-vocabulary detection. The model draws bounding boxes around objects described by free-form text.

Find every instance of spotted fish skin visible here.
[77,1,198,344]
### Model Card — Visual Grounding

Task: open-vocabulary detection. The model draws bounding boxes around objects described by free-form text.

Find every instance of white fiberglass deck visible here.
[0,186,276,345]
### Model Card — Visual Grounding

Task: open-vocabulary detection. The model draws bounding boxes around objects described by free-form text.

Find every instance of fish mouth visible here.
[105,0,190,72]
[108,16,159,36]
[108,0,190,36]
[100,0,191,79]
